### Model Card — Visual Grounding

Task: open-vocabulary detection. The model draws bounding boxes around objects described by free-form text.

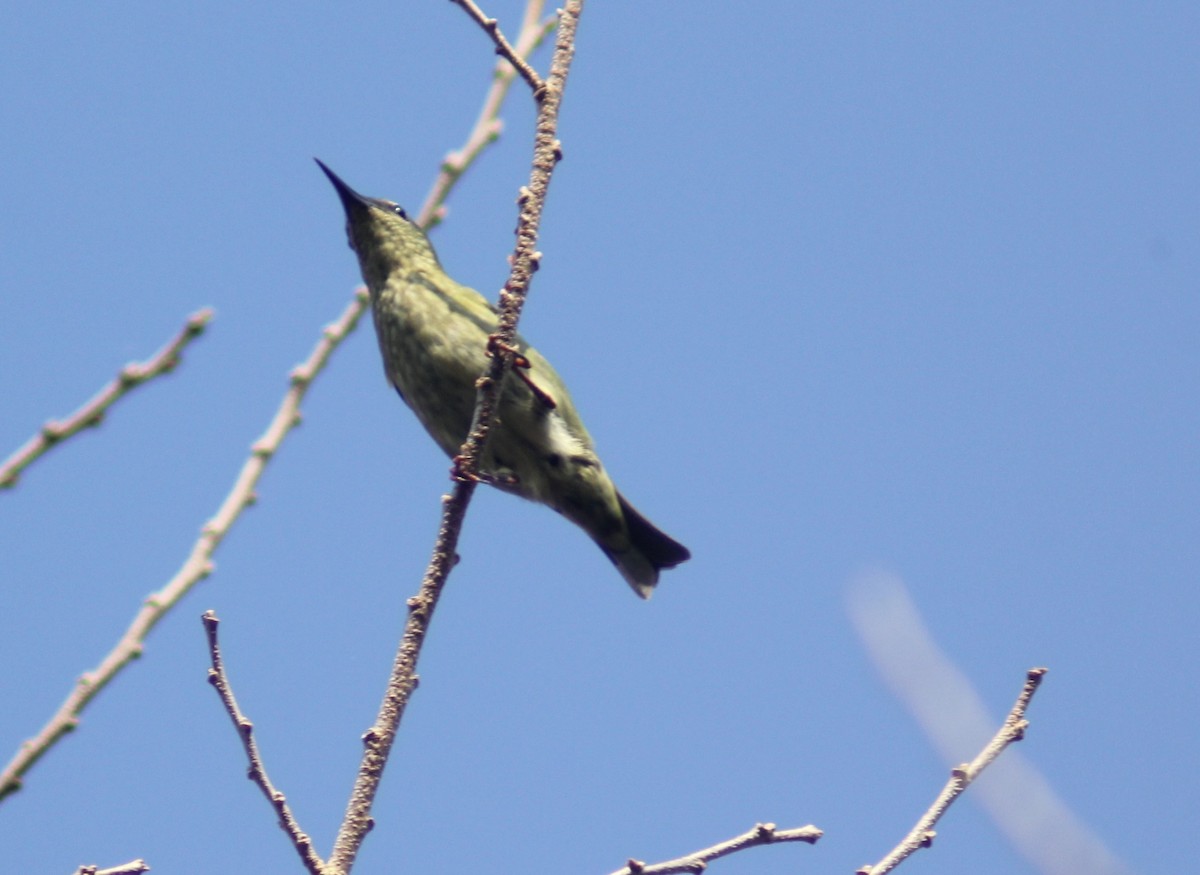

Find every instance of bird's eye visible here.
[373,198,407,220]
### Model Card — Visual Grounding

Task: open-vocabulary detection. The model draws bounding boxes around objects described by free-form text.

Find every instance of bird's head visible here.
[315,159,441,287]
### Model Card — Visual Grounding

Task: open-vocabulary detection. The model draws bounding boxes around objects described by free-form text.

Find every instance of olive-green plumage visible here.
[316,160,689,597]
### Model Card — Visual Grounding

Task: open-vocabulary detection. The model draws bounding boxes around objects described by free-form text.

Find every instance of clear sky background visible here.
[1,4,1195,874]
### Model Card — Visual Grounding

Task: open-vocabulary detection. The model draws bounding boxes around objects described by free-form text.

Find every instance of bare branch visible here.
[857,667,1049,875]
[0,294,367,804]
[202,611,324,875]
[418,2,556,229]
[1,308,213,490]
[326,3,584,871]
[448,0,545,93]
[609,822,823,875]
[71,861,150,875]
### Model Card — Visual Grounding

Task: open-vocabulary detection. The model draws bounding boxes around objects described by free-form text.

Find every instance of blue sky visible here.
[1,4,1196,873]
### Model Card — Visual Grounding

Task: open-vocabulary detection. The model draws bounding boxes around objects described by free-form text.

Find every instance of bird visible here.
[316,159,689,597]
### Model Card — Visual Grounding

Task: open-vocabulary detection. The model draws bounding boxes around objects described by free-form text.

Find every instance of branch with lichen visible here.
[326,3,583,871]
[0,308,212,490]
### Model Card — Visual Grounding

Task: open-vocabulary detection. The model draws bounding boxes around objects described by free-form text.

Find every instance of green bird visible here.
[316,160,689,598]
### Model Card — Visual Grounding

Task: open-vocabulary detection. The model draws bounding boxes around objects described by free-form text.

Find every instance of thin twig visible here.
[0,294,368,804]
[326,3,584,871]
[609,822,823,875]
[0,308,213,489]
[71,861,150,875]
[202,611,324,875]
[858,667,1049,875]
[448,0,545,93]
[418,2,556,230]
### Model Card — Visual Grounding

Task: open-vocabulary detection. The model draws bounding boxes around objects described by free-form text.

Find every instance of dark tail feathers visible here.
[612,492,690,598]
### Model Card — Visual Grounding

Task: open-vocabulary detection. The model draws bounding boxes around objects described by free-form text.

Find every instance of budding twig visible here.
[203,611,324,875]
[857,667,1049,875]
[609,822,823,875]
[0,308,213,490]
[71,860,151,875]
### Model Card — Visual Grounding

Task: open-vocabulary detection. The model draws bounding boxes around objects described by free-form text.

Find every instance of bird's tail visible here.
[604,492,691,599]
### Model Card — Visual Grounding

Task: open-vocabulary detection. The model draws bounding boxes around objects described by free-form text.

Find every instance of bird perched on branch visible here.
[316,160,689,597]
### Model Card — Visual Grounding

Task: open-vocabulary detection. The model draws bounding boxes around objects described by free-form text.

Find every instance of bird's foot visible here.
[487,337,557,410]
[451,455,519,488]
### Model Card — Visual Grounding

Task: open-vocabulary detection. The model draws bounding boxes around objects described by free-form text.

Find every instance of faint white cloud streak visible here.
[847,570,1133,875]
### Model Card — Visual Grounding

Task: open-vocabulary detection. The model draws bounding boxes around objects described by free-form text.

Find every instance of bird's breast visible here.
[371,276,491,455]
